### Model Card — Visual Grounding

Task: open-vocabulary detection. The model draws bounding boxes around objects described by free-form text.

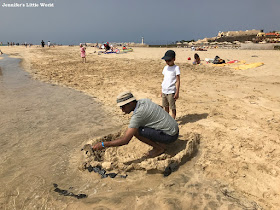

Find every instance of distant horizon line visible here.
[0,40,179,46]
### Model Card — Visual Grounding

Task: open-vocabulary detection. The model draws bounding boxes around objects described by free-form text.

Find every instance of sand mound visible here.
[80,130,200,175]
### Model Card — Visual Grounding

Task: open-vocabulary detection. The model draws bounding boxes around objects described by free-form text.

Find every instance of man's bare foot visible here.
[145,147,165,158]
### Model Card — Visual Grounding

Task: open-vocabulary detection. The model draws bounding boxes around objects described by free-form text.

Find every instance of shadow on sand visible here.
[123,139,189,165]
[177,113,208,125]
[122,133,200,177]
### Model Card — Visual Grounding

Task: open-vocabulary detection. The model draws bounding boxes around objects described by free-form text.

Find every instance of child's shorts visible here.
[162,93,176,110]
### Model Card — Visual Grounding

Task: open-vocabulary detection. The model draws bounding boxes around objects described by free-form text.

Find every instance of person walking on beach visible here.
[80,44,86,63]
[161,50,180,119]
[92,91,179,158]
[41,40,45,48]
[48,41,51,47]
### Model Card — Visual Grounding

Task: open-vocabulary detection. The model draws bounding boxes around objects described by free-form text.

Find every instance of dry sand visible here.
[1,46,280,209]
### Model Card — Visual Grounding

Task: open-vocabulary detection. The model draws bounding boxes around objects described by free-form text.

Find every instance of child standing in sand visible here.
[80,44,86,63]
[161,50,180,119]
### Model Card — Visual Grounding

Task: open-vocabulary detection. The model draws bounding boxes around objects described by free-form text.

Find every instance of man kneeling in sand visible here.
[92,91,179,158]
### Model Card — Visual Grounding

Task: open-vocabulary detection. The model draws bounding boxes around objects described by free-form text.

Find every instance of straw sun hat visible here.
[116,91,136,107]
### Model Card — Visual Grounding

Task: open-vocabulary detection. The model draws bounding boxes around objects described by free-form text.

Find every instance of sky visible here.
[0,0,279,45]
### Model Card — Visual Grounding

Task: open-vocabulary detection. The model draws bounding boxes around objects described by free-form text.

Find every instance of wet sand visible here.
[0,56,121,209]
[1,46,280,209]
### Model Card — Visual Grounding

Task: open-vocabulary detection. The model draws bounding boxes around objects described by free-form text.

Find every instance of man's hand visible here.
[92,128,137,150]
[92,142,104,151]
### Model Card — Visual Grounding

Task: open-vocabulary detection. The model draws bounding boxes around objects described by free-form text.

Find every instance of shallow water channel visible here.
[0,56,122,209]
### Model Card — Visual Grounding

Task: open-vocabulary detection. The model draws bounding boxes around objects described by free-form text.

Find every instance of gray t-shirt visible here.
[129,99,179,136]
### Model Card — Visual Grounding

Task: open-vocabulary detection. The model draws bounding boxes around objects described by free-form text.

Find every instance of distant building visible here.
[265,32,280,38]
[217,29,261,38]
[257,32,266,37]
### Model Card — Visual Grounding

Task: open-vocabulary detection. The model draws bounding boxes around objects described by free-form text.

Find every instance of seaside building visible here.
[176,28,280,49]
[217,29,261,38]
[209,29,262,44]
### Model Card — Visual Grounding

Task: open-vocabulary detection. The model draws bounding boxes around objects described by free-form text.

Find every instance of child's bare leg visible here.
[164,106,169,113]
[171,109,176,119]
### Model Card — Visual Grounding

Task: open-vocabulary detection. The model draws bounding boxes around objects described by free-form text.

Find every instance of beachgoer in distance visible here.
[193,53,201,65]
[41,40,45,48]
[92,91,179,158]
[48,41,51,47]
[161,50,180,119]
[80,44,86,63]
[115,48,120,54]
[104,42,111,51]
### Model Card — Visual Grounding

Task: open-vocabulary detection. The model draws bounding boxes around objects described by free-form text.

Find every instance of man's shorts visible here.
[138,127,179,144]
[162,93,176,110]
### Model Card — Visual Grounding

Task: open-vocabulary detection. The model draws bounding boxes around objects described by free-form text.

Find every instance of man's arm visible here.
[174,75,180,100]
[92,127,138,150]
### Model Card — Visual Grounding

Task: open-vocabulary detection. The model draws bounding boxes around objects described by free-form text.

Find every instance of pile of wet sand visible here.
[80,130,200,175]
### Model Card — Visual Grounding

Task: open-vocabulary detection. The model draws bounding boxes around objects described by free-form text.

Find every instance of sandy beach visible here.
[1,46,280,209]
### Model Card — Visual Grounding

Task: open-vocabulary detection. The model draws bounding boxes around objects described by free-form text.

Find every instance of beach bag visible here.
[213,56,225,64]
